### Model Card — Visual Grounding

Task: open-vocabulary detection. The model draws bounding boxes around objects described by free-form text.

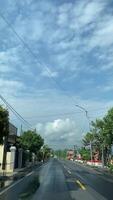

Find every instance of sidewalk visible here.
[0,162,42,181]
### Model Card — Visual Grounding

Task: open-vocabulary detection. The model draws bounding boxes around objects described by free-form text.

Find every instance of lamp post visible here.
[75,104,93,162]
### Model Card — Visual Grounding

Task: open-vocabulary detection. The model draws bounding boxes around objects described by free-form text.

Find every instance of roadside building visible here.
[0,123,23,173]
[67,150,74,161]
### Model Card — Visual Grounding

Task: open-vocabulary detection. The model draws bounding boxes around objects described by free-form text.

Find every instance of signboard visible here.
[9,123,17,136]
[7,123,17,144]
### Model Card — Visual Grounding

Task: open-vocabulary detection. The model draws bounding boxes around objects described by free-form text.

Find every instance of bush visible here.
[108,164,113,173]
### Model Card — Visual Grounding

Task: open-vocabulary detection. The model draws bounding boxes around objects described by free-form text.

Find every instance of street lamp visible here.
[75,104,93,162]
[75,105,90,129]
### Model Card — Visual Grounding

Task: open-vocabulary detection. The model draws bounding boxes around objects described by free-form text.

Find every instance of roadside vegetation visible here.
[55,108,113,172]
[81,107,113,168]
[0,105,9,144]
[0,104,52,166]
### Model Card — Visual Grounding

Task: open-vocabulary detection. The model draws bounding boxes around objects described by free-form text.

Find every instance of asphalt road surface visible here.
[60,159,113,200]
[0,159,113,200]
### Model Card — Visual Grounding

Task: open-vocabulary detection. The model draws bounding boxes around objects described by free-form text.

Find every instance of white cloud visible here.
[101,62,113,71]
[1,0,111,76]
[57,12,68,27]
[14,14,44,41]
[36,118,81,149]
[0,65,11,73]
[78,1,105,26]
[2,87,113,148]
[41,69,58,78]
[60,0,106,31]
[1,0,113,149]
[89,18,113,48]
[59,3,73,13]
[0,47,21,73]
[100,82,113,92]
[0,79,25,96]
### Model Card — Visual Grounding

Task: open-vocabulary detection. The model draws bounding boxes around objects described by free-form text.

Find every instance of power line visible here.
[0,12,112,124]
[0,95,34,130]
[0,12,78,108]
[11,111,82,120]
[10,106,110,121]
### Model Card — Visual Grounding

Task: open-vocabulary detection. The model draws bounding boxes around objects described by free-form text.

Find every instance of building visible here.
[67,150,74,161]
[0,122,22,173]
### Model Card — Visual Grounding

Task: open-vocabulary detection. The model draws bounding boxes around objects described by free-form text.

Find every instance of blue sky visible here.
[0,0,113,149]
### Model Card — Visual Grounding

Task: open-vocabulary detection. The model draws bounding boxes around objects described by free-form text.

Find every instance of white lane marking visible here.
[0,163,48,195]
[63,165,72,174]
[25,171,34,177]
[0,178,24,195]
[67,170,71,174]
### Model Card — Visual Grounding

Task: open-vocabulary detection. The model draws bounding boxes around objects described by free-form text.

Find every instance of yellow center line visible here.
[76,180,86,190]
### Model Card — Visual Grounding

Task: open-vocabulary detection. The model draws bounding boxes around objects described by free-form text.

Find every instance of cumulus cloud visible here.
[36,118,81,149]
[89,18,113,48]
[0,47,20,71]
[0,78,25,97]
[0,0,113,149]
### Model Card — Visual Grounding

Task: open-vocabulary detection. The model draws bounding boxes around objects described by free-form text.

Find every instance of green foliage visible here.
[79,147,90,161]
[108,163,113,173]
[0,105,9,144]
[37,150,43,161]
[18,130,44,154]
[37,145,52,161]
[83,132,94,146]
[103,108,113,145]
[43,145,52,160]
[54,149,68,159]
[82,107,113,163]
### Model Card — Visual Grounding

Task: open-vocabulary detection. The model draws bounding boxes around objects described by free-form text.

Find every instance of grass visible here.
[19,176,40,200]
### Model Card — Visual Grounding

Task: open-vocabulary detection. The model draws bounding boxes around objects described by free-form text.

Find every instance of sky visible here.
[0,0,113,149]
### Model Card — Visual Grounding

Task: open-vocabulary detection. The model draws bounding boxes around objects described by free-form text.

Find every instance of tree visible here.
[103,108,113,146]
[83,132,94,146]
[38,145,52,161]
[43,145,52,160]
[54,149,68,159]
[0,105,9,144]
[18,130,44,154]
[79,147,90,161]
[82,108,113,165]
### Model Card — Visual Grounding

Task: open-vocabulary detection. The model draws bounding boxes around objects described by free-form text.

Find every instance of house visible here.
[0,122,22,173]
[67,150,74,161]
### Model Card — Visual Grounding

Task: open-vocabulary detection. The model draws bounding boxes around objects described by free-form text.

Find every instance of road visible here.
[60,159,113,200]
[0,164,43,200]
[0,159,113,200]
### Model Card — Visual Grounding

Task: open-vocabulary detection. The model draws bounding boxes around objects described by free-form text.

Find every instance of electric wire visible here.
[0,95,34,130]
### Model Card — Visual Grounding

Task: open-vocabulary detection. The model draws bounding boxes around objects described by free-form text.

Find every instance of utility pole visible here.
[20,124,23,136]
[102,145,104,168]
[75,104,93,162]
[74,145,76,160]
